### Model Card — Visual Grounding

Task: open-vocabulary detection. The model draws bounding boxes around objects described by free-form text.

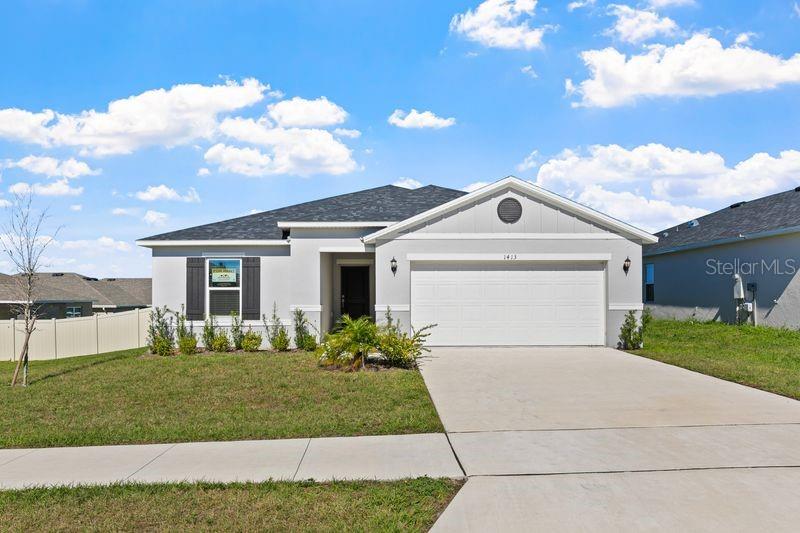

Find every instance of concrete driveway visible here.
[421,347,800,531]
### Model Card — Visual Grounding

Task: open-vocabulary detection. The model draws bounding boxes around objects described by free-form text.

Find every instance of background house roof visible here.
[140,184,467,241]
[645,187,800,256]
[0,273,151,307]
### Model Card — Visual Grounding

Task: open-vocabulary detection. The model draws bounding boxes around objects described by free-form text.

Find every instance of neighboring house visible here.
[138,177,656,347]
[643,187,800,327]
[0,272,152,319]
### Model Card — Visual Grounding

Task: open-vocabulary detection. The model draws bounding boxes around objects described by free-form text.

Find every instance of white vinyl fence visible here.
[0,308,151,362]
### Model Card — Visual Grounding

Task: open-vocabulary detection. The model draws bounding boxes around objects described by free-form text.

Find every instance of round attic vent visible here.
[497,198,522,224]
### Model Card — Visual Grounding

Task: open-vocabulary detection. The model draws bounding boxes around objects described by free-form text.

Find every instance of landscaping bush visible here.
[202,316,217,350]
[293,308,318,351]
[230,312,244,350]
[318,315,378,370]
[377,323,435,369]
[618,308,652,350]
[264,303,290,351]
[210,331,231,352]
[242,329,263,352]
[178,335,198,355]
[147,306,174,356]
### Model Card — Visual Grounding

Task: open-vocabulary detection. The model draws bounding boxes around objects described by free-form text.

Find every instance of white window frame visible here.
[65,306,82,318]
[206,258,242,321]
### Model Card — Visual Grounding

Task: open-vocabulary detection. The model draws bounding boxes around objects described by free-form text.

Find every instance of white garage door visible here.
[411,262,605,346]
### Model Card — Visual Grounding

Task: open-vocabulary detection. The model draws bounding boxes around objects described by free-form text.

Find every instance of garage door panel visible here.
[411,262,604,346]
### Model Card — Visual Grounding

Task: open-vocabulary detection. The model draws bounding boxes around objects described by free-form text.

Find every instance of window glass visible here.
[209,259,240,288]
[209,290,240,316]
[644,263,655,303]
[66,306,82,318]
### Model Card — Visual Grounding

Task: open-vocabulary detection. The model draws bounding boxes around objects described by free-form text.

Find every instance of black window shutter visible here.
[242,257,261,320]
[186,258,205,320]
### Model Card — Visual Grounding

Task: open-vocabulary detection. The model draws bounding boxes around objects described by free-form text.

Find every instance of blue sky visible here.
[0,0,798,277]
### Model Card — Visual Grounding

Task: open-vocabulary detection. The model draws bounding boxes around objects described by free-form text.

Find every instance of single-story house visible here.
[643,186,800,327]
[137,177,656,347]
[0,272,152,319]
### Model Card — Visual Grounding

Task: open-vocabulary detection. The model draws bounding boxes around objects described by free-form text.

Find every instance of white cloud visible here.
[0,78,267,156]
[9,178,83,196]
[0,199,11,208]
[575,185,707,231]
[571,34,800,108]
[450,0,549,50]
[216,117,357,176]
[60,236,131,252]
[333,128,361,138]
[196,167,210,176]
[734,32,756,46]
[4,155,99,178]
[462,181,489,192]
[567,0,595,12]
[134,184,200,203]
[516,150,540,171]
[794,2,800,17]
[520,65,538,78]
[267,96,348,127]
[388,109,456,129]
[143,210,168,226]
[536,143,800,204]
[647,0,695,7]
[393,177,423,189]
[112,207,138,216]
[69,204,82,211]
[605,5,678,44]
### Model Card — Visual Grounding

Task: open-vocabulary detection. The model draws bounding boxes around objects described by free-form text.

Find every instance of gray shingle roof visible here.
[0,273,151,306]
[141,184,467,241]
[644,187,800,256]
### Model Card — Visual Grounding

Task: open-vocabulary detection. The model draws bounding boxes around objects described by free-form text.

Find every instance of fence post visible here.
[137,308,142,347]
[95,313,100,354]
[52,317,57,359]
[10,318,15,362]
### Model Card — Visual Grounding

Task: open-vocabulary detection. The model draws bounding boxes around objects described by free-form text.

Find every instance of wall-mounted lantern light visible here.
[623,256,631,276]
[390,257,398,276]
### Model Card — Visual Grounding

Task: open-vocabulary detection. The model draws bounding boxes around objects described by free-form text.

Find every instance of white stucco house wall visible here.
[137,177,657,347]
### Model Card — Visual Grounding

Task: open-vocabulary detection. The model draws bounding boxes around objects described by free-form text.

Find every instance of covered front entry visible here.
[410,262,605,346]
[320,252,376,332]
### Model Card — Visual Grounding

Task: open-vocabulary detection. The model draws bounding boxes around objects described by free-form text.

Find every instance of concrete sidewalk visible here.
[0,433,464,490]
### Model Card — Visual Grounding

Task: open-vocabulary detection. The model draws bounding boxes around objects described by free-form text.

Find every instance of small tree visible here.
[2,194,58,386]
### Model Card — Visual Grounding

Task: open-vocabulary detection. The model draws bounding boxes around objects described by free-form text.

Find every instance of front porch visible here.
[320,251,376,333]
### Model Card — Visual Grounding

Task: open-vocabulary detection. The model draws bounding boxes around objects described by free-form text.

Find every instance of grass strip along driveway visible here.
[0,349,443,448]
[0,478,463,532]
[633,319,800,400]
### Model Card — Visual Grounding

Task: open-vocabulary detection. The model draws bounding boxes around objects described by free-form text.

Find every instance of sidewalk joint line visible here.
[292,439,312,481]
[447,422,800,435]
[0,448,39,468]
[443,433,467,477]
[125,444,177,480]
[468,464,800,478]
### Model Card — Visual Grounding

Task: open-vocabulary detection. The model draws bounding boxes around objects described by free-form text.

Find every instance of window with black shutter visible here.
[186,257,205,320]
[207,258,241,317]
[241,257,261,320]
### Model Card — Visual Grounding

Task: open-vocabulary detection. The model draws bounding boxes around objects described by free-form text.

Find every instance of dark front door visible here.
[341,266,370,319]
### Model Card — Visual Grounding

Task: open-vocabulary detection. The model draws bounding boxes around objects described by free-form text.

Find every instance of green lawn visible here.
[633,319,800,400]
[0,478,462,532]
[0,349,443,448]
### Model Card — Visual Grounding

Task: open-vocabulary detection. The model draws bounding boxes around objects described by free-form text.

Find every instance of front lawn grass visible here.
[632,319,800,400]
[0,478,463,532]
[0,349,443,448]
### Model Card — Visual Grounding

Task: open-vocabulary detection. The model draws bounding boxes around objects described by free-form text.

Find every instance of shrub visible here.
[619,309,649,350]
[147,306,174,356]
[377,323,435,369]
[230,311,244,350]
[242,329,263,352]
[202,316,217,350]
[210,331,231,352]
[318,315,378,370]
[178,335,198,355]
[293,308,318,351]
[151,335,174,357]
[264,303,290,351]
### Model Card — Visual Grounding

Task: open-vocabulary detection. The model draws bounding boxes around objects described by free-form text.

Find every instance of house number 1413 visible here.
[503,254,518,260]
